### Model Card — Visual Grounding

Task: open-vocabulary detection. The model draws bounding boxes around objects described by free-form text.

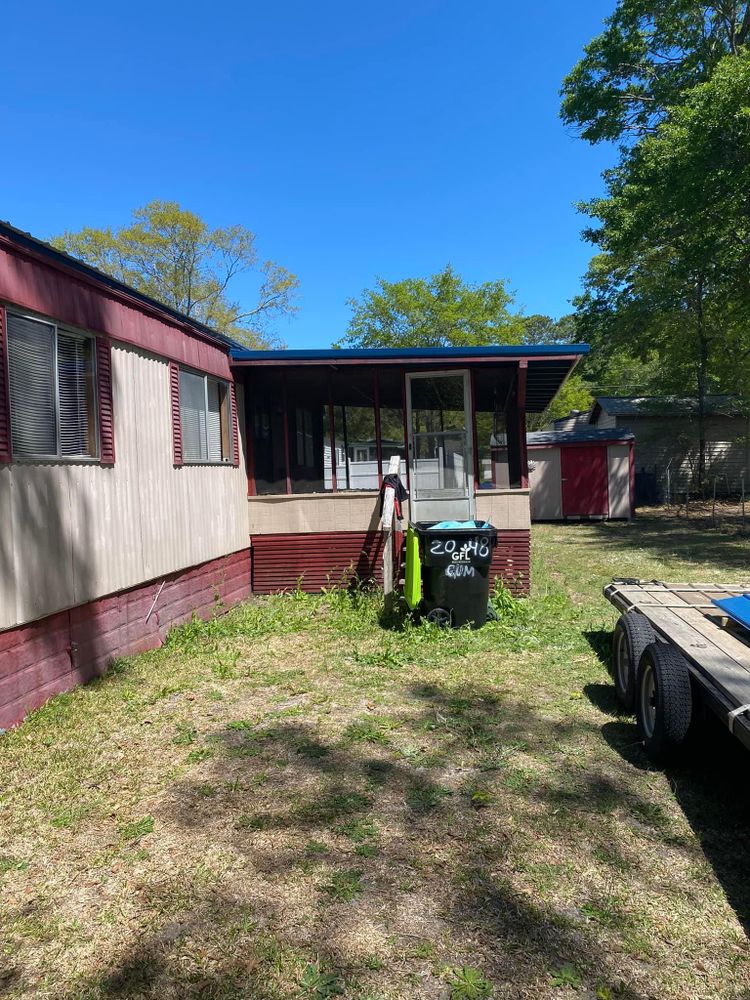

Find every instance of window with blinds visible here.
[7,312,98,459]
[179,369,232,463]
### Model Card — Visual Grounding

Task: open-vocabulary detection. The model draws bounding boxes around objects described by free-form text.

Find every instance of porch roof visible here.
[230,343,589,413]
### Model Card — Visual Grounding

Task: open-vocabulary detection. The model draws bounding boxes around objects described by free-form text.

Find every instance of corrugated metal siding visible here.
[251,531,386,593]
[0,344,248,631]
[491,530,530,595]
[251,529,530,596]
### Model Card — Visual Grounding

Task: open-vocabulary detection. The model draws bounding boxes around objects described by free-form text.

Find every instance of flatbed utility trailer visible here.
[603,579,750,762]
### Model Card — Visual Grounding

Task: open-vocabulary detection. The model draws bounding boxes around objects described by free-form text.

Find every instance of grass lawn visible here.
[2,515,750,999]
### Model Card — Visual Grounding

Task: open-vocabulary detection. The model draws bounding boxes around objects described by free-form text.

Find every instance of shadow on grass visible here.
[586,596,750,940]
[60,681,665,1000]
[57,670,750,999]
[601,710,750,936]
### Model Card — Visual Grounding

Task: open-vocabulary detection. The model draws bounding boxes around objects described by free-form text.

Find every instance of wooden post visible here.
[517,361,529,489]
[382,454,402,608]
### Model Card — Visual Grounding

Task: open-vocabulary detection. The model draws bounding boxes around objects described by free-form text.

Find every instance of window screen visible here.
[57,334,96,456]
[179,369,232,463]
[7,312,97,459]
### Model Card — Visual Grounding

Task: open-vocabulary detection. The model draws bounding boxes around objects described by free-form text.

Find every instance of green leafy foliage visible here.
[444,965,493,998]
[119,816,154,842]
[337,265,523,349]
[323,868,364,902]
[299,963,344,997]
[550,964,583,989]
[53,201,298,346]
[561,1,750,143]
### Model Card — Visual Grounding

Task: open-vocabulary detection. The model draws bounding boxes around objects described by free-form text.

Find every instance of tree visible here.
[574,51,750,486]
[337,265,524,349]
[521,313,576,345]
[561,0,750,143]
[54,201,298,347]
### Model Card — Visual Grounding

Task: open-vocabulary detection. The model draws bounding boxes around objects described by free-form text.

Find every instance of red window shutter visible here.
[96,337,116,465]
[0,307,11,463]
[230,382,240,466]
[169,361,183,466]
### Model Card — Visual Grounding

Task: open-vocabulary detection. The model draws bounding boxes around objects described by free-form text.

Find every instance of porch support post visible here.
[517,360,529,489]
[373,370,383,488]
[470,368,480,492]
[401,370,410,491]
[282,371,292,495]
[327,370,337,492]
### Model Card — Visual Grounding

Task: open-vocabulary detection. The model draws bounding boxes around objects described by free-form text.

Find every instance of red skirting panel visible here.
[251,529,530,597]
[490,529,530,595]
[252,531,386,593]
[0,548,251,731]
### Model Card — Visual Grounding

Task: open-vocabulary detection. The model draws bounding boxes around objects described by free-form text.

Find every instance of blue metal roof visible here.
[229,344,589,362]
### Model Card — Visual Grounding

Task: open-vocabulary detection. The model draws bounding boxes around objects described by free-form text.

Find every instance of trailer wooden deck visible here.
[603,579,750,751]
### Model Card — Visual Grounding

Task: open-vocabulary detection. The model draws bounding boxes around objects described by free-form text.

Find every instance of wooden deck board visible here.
[604,580,750,709]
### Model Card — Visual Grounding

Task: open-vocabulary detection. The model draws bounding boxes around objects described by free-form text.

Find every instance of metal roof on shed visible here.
[527,427,634,446]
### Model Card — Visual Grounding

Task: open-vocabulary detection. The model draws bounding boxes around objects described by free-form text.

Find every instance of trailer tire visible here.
[635,642,693,764]
[612,613,656,713]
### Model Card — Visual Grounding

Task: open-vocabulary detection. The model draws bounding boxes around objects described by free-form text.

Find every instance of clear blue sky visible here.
[2,1,614,348]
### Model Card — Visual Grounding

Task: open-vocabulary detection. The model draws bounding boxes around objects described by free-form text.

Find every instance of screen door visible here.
[406,370,475,522]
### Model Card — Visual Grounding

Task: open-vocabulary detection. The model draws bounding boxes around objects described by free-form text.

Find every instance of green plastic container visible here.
[404,524,422,610]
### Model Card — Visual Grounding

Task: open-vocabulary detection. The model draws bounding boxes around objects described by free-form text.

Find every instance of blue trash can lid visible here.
[428,520,491,530]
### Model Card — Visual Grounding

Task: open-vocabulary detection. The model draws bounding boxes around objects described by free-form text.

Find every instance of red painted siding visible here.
[0,239,232,380]
[96,337,115,465]
[169,361,183,466]
[251,531,386,593]
[251,529,530,597]
[0,305,11,463]
[0,549,251,731]
[490,529,530,595]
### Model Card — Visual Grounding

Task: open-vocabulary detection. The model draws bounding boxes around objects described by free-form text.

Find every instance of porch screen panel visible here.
[331,369,378,491]
[7,314,57,457]
[377,368,407,480]
[180,369,208,462]
[57,333,96,457]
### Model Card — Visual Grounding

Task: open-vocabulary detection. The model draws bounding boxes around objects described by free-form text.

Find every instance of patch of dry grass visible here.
[1,517,750,998]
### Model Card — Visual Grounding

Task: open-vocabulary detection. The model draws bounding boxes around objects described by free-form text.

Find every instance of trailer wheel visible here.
[635,642,693,764]
[612,613,656,713]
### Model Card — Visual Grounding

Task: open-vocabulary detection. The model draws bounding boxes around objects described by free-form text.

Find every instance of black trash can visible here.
[414,520,498,629]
